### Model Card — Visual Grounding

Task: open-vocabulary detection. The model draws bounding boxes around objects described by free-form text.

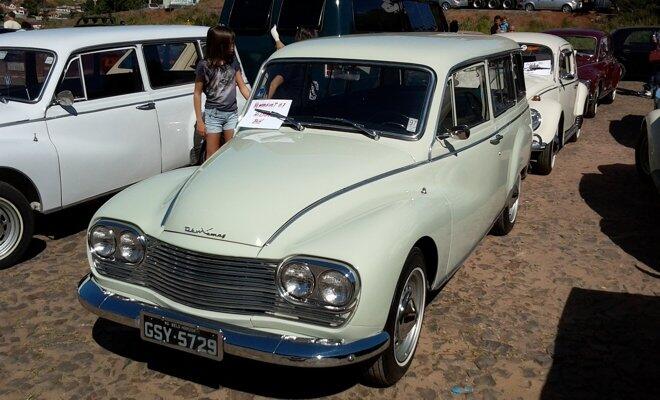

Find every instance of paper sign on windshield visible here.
[238,99,293,130]
[524,60,552,76]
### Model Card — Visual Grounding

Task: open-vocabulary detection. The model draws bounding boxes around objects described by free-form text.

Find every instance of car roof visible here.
[545,28,607,39]
[269,33,520,72]
[497,32,570,50]
[0,25,208,54]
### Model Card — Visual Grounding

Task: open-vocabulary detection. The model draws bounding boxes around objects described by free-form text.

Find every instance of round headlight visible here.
[90,226,116,258]
[530,108,542,131]
[318,270,354,307]
[280,263,315,299]
[117,232,145,264]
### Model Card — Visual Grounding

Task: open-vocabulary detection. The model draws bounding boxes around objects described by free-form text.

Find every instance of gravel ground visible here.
[0,81,658,400]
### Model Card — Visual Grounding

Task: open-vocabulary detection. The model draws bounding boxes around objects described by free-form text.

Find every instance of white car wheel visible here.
[0,197,24,261]
[393,267,426,366]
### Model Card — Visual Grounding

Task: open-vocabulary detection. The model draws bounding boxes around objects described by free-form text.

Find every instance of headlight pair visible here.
[89,220,145,264]
[277,257,359,310]
[530,108,542,131]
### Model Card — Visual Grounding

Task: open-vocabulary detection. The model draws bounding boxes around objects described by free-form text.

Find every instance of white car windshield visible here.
[0,48,55,103]
[520,43,554,76]
[250,61,434,137]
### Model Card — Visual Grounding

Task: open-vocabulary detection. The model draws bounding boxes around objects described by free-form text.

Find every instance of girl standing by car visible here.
[194,26,250,159]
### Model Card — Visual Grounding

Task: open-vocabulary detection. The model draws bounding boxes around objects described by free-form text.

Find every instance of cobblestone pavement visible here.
[1,82,658,400]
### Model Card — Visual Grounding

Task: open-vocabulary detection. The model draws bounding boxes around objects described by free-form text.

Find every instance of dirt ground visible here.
[0,81,658,400]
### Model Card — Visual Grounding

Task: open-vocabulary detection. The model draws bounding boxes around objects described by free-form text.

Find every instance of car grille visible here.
[94,236,348,327]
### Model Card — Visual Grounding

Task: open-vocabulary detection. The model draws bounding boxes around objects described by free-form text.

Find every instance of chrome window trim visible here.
[0,46,58,104]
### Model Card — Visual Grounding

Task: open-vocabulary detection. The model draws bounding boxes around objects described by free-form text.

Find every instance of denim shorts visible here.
[204,108,238,133]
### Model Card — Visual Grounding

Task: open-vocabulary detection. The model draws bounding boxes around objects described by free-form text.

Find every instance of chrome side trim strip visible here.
[264,106,530,246]
[77,274,389,367]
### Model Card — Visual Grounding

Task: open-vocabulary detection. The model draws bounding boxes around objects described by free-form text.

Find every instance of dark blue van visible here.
[220,0,449,82]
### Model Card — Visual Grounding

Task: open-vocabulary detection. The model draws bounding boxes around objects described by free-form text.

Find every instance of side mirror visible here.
[55,90,74,107]
[560,72,575,81]
[437,125,470,141]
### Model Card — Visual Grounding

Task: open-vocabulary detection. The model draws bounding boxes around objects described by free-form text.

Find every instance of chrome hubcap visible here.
[394,268,425,365]
[0,198,23,260]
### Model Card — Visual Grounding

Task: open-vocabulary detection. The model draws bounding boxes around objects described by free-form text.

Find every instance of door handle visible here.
[136,102,155,110]
[490,134,503,145]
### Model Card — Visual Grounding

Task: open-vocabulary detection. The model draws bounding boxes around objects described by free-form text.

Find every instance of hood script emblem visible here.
[184,226,226,239]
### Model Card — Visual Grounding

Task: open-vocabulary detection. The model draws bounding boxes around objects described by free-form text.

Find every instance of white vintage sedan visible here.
[78,33,532,386]
[499,32,588,175]
[0,26,250,268]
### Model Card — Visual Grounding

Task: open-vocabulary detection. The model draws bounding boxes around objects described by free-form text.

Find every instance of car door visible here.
[46,46,161,206]
[430,62,505,270]
[142,40,202,171]
[558,47,578,137]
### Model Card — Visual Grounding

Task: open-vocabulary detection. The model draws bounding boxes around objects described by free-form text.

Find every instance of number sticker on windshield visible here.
[406,118,418,133]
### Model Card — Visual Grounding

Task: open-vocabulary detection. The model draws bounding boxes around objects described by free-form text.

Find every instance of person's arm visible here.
[268,75,284,99]
[235,70,251,100]
[193,79,206,137]
[271,25,285,50]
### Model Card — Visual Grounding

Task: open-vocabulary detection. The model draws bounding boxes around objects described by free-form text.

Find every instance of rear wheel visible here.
[441,1,451,10]
[363,248,427,387]
[602,87,617,104]
[0,183,34,269]
[473,0,484,8]
[562,4,572,12]
[585,87,599,118]
[491,173,521,236]
[525,3,534,11]
[502,0,514,8]
[488,0,500,9]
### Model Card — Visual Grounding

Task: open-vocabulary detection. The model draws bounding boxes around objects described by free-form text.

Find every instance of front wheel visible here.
[525,3,534,11]
[585,87,599,118]
[602,87,617,104]
[636,133,652,183]
[0,183,34,269]
[502,0,514,8]
[488,0,500,9]
[536,138,556,175]
[363,248,427,387]
[441,1,451,11]
[491,173,521,236]
[562,4,572,12]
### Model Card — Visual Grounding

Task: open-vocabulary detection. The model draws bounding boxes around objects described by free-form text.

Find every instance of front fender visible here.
[529,100,562,146]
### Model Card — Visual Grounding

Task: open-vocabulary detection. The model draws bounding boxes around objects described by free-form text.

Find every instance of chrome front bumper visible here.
[77,274,389,367]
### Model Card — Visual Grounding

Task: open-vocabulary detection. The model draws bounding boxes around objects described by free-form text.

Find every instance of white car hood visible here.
[524,74,556,99]
[0,101,34,125]
[161,129,416,247]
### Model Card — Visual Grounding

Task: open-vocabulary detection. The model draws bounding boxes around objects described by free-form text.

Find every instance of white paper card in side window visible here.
[523,60,552,76]
[238,99,293,129]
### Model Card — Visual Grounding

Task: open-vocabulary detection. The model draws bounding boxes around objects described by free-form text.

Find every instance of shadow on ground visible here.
[92,318,364,398]
[579,164,660,274]
[541,288,660,399]
[608,115,644,149]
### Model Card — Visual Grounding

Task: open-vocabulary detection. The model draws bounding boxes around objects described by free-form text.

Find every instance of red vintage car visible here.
[546,28,624,118]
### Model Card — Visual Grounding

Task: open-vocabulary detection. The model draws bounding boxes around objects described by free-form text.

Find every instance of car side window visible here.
[559,51,570,77]
[56,57,85,100]
[512,53,526,101]
[452,64,489,127]
[488,56,516,117]
[437,79,454,133]
[79,48,143,100]
[143,42,199,89]
[600,37,610,57]
[228,0,273,35]
[277,0,325,35]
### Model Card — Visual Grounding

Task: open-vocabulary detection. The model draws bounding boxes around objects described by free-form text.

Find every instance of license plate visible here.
[140,312,223,360]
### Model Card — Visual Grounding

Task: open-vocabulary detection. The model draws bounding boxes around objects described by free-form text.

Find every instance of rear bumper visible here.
[77,274,389,367]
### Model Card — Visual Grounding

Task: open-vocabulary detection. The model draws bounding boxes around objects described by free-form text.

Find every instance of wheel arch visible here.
[413,236,438,290]
[0,167,41,210]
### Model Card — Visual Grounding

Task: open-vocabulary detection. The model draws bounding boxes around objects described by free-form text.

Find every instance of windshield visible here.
[562,36,597,56]
[251,61,433,137]
[0,49,55,103]
[519,43,554,77]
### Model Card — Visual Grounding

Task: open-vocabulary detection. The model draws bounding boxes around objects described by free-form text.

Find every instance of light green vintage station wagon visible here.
[78,33,532,386]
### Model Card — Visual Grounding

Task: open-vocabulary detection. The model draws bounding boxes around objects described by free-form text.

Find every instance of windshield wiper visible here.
[307,116,380,140]
[254,108,305,131]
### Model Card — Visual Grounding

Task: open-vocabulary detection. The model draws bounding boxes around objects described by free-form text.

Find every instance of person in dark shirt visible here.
[490,16,502,35]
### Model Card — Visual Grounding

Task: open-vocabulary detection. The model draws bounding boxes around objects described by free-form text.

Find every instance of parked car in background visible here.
[520,0,583,12]
[611,26,660,79]
[499,32,588,174]
[441,0,469,10]
[219,0,449,82]
[636,66,660,193]
[472,0,516,9]
[546,28,623,118]
[0,25,242,268]
[78,33,532,387]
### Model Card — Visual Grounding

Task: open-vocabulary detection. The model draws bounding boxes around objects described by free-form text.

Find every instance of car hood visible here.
[0,101,33,125]
[161,129,416,247]
[525,74,557,99]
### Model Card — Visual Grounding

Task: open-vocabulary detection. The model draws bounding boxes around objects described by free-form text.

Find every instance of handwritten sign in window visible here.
[237,99,293,130]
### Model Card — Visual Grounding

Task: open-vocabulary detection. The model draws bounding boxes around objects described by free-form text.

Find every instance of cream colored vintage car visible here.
[499,32,589,175]
[78,34,532,386]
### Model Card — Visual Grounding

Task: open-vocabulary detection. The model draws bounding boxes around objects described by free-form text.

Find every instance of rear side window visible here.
[143,42,199,88]
[488,56,516,116]
[354,0,404,32]
[278,0,325,34]
[512,53,526,101]
[452,64,489,127]
[228,0,273,34]
[80,48,143,100]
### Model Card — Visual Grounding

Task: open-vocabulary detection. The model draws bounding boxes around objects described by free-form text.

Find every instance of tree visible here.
[22,0,45,17]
